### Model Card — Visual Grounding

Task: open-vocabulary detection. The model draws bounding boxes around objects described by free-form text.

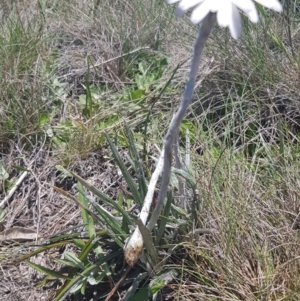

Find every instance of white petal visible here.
[231,0,256,12]
[167,0,180,4]
[254,0,282,12]
[190,1,212,24]
[228,4,242,39]
[217,2,231,27]
[175,0,205,17]
[231,0,258,22]
[246,8,259,23]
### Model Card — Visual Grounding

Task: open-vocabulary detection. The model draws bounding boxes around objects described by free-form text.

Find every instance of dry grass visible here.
[173,147,300,300]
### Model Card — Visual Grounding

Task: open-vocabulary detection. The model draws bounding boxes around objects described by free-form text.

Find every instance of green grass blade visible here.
[156,190,173,245]
[78,235,95,262]
[84,58,93,117]
[124,122,140,167]
[53,186,105,225]
[54,258,80,268]
[122,273,149,301]
[105,133,142,208]
[127,287,149,301]
[78,182,95,238]
[64,252,85,270]
[53,264,96,301]
[90,201,126,247]
[137,219,159,269]
[78,235,113,287]
[54,250,122,301]
[72,239,86,249]
[12,240,72,265]
[73,173,133,225]
[150,270,178,297]
[124,121,148,199]
[26,260,71,280]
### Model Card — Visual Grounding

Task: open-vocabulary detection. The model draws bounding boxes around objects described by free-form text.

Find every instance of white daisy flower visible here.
[167,0,282,39]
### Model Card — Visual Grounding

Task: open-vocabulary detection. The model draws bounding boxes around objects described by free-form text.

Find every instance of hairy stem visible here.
[124,13,216,266]
[146,13,216,231]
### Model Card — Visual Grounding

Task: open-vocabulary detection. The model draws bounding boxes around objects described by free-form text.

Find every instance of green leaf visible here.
[73,173,132,225]
[130,89,144,100]
[39,113,50,126]
[298,46,300,71]
[80,277,89,295]
[12,240,72,265]
[105,134,142,208]
[137,219,159,269]
[64,252,85,270]
[156,190,173,245]
[78,182,96,238]
[73,239,86,249]
[26,260,71,280]
[78,235,95,263]
[88,271,106,285]
[48,230,87,243]
[0,161,9,180]
[54,258,80,268]
[0,208,6,221]
[89,199,126,247]
[79,94,86,105]
[126,285,149,301]
[53,250,122,301]
[150,278,165,295]
[121,213,130,234]
[55,165,72,177]
[121,272,148,301]
[172,168,196,189]
[36,276,54,288]
[113,191,124,215]
[124,122,148,199]
[150,270,178,295]
[84,59,93,117]
[12,165,31,172]
[124,122,140,168]
[53,264,96,301]
[53,186,109,230]
[172,205,190,220]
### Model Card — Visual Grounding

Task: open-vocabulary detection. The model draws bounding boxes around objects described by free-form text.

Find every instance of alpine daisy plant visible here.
[124,0,282,266]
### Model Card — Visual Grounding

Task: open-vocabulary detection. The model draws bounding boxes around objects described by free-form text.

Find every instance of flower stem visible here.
[124,13,216,267]
[146,12,216,231]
